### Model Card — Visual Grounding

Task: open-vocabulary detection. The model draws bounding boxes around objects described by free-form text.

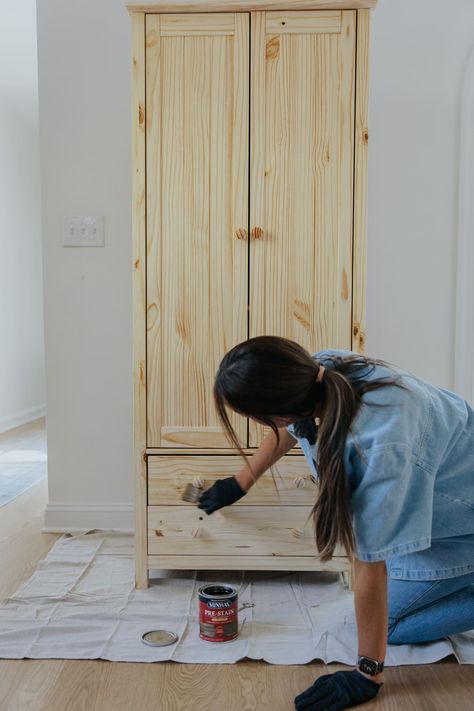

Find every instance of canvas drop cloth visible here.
[0,531,473,665]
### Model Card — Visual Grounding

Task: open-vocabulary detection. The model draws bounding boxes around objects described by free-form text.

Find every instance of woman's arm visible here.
[353,558,387,684]
[235,427,296,492]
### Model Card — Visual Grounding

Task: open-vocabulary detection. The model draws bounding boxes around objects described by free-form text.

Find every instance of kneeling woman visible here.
[198,336,474,710]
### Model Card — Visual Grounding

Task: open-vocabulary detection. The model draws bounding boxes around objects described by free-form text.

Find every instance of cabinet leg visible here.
[339,564,355,592]
[339,570,349,589]
[135,563,149,589]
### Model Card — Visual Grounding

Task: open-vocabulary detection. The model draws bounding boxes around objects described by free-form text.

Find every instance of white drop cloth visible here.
[0,531,473,665]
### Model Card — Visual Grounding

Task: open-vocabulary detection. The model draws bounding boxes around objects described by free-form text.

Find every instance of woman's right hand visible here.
[197,477,247,514]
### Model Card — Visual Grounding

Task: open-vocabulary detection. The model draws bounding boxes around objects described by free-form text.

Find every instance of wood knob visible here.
[234,228,248,240]
[251,227,264,240]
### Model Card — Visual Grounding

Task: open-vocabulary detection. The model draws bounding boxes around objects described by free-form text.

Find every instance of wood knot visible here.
[353,324,359,337]
[251,227,264,240]
[293,476,306,489]
[265,36,280,60]
[362,129,369,145]
[176,314,189,342]
[341,268,349,301]
[138,105,145,127]
[155,529,163,537]
[134,258,140,269]
[235,228,247,240]
[146,303,158,331]
[146,30,158,48]
[291,528,304,538]
[293,311,311,331]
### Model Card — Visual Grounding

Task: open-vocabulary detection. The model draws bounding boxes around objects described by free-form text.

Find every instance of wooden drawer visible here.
[148,505,347,558]
[148,454,317,506]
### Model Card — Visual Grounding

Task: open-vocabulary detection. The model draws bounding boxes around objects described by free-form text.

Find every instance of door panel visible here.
[146,14,249,448]
[249,10,356,446]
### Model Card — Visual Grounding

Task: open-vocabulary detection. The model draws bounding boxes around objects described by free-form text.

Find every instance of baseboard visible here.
[0,405,46,434]
[43,502,134,532]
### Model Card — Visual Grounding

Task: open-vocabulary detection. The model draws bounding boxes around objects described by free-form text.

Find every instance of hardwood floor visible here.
[0,421,473,710]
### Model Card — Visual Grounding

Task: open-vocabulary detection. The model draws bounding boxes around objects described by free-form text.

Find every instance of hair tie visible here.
[316,365,325,383]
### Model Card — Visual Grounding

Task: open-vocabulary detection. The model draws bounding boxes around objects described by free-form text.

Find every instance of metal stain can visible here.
[198,584,238,642]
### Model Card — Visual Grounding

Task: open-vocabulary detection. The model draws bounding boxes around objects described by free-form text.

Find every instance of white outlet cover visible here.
[64,216,105,247]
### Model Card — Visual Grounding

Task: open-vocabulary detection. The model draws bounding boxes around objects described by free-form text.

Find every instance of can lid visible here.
[141,630,179,647]
[198,584,236,598]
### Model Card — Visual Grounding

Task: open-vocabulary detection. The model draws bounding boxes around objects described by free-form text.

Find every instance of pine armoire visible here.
[128,0,376,588]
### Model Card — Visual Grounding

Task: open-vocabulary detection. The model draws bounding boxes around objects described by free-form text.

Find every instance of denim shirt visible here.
[287,349,474,581]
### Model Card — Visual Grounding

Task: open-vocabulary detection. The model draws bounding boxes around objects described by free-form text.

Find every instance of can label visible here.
[198,585,238,642]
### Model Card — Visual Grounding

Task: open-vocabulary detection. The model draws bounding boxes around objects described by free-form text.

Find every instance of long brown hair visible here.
[213,336,408,562]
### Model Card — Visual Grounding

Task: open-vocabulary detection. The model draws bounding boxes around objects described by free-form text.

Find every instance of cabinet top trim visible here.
[127,2,377,14]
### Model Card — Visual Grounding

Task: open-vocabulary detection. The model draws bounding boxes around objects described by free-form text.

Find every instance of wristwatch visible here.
[357,656,384,676]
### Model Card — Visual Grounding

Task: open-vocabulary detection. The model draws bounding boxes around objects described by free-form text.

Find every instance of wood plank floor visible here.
[0,421,473,710]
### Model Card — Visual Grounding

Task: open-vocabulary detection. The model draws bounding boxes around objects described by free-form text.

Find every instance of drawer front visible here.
[148,455,317,506]
[148,505,349,557]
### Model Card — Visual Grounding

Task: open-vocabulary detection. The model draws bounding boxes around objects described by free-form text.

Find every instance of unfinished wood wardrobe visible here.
[129,0,376,588]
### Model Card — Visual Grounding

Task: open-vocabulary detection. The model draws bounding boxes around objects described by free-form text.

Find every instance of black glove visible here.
[197,477,246,514]
[295,670,382,711]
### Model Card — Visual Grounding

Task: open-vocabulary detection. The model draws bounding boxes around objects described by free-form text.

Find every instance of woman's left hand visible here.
[197,477,246,514]
[294,670,382,710]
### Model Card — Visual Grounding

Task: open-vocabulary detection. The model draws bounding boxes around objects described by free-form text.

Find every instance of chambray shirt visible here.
[287,349,474,581]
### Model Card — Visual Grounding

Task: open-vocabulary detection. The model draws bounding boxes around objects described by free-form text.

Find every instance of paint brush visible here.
[181,479,225,523]
[181,481,204,504]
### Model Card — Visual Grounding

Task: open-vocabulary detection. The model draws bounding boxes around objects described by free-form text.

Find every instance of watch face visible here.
[360,658,378,675]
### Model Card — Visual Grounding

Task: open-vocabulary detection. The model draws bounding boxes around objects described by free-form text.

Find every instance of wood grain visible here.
[146,13,248,448]
[266,10,341,34]
[0,423,472,711]
[160,13,235,35]
[148,505,348,557]
[3,657,474,711]
[148,554,349,571]
[249,10,356,446]
[131,12,149,588]
[145,447,303,455]
[352,8,370,353]
[148,453,314,505]
[128,2,379,14]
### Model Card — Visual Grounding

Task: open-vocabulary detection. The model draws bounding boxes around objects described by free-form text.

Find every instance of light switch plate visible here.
[64,216,105,247]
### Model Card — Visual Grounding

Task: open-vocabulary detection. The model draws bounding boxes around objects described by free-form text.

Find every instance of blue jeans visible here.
[387,570,474,644]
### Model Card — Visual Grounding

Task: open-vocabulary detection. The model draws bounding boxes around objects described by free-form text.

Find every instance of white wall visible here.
[37,0,474,530]
[367,1,474,385]
[0,1,45,433]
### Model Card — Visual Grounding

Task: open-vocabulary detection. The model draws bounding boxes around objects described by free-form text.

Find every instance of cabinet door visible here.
[249,11,356,445]
[146,14,249,448]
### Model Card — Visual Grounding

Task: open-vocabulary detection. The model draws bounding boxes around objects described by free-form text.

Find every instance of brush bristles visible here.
[181,482,203,503]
